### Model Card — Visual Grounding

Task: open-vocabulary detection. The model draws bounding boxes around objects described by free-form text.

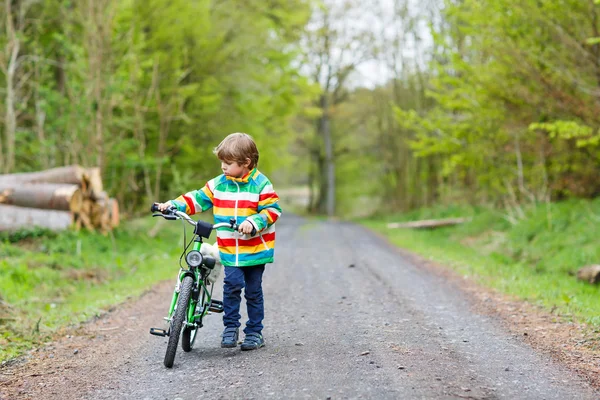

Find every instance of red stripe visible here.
[183,195,196,214]
[218,232,275,247]
[266,209,279,222]
[259,192,278,201]
[213,198,258,209]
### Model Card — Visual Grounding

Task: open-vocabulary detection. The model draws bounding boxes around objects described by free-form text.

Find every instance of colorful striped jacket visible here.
[170,168,282,267]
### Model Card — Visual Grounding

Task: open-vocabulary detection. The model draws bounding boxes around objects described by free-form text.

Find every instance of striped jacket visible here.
[170,168,282,267]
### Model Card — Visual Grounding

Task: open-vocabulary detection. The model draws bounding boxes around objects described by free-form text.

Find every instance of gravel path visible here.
[2,215,598,399]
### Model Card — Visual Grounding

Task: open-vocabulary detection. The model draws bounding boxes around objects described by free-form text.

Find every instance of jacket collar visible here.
[225,168,258,184]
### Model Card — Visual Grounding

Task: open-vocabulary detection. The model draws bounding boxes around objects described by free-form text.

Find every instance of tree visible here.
[0,0,41,173]
[397,0,600,211]
[0,0,313,214]
[301,0,375,216]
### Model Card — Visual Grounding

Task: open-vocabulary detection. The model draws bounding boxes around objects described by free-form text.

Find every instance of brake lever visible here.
[229,224,253,234]
[152,213,178,220]
[228,218,256,236]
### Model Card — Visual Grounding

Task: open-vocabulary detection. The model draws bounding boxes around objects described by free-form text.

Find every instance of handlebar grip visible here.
[151,203,177,214]
[228,218,257,236]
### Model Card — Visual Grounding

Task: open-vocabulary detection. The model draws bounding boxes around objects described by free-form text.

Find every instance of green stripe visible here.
[215,182,262,193]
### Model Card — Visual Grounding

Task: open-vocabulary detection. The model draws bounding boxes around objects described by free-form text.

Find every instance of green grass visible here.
[360,199,600,326]
[0,216,210,362]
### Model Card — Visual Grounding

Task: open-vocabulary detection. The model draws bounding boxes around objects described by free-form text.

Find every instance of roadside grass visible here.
[0,216,210,362]
[360,199,600,326]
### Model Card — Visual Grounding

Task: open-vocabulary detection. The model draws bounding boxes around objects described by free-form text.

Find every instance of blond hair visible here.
[213,133,259,169]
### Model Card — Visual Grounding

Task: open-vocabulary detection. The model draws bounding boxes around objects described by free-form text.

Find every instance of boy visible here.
[156,133,282,350]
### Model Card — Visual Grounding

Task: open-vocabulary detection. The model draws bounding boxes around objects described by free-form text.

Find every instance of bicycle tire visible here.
[182,283,206,352]
[182,325,198,352]
[164,276,193,368]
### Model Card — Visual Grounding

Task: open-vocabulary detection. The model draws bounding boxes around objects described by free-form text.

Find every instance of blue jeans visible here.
[223,265,265,335]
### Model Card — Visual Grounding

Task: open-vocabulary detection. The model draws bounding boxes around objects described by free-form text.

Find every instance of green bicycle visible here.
[149,203,250,368]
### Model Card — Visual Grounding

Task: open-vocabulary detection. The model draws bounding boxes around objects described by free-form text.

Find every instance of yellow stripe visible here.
[258,197,278,207]
[219,241,275,254]
[213,207,256,217]
[261,210,276,225]
[174,195,192,214]
[201,186,214,202]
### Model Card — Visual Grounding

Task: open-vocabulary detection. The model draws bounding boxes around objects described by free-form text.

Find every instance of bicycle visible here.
[148,203,254,368]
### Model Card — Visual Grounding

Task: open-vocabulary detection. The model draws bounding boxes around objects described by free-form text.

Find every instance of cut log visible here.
[0,205,73,232]
[91,200,109,228]
[0,165,87,186]
[78,211,95,231]
[387,217,472,229]
[81,198,93,215]
[93,190,109,203]
[0,183,83,212]
[108,198,120,227]
[85,168,104,200]
[576,265,600,284]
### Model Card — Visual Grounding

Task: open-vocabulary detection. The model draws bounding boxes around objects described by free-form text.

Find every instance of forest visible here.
[1,0,600,218]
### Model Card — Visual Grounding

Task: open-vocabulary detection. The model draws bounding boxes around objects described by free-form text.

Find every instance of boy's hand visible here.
[238,220,255,235]
[156,202,173,212]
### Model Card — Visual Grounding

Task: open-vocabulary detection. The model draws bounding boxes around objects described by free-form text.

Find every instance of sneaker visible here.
[221,327,239,348]
[240,332,265,351]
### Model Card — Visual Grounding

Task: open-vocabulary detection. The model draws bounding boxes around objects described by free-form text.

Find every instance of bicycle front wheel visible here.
[164,276,193,368]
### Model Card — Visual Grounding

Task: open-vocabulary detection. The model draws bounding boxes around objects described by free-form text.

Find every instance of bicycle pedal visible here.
[208,300,224,313]
[150,328,168,337]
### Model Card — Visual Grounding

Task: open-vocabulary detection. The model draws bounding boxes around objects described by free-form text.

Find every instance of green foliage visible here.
[529,121,600,148]
[587,37,600,45]
[0,217,198,362]
[389,0,600,206]
[0,228,57,243]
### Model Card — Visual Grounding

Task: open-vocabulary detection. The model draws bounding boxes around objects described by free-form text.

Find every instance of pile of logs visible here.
[0,165,119,233]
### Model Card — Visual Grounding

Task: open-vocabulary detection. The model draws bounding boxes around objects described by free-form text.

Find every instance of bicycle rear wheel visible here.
[182,283,207,352]
[164,276,193,368]
[182,325,198,352]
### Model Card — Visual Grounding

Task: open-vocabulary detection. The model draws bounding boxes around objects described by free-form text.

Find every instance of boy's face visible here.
[221,159,251,178]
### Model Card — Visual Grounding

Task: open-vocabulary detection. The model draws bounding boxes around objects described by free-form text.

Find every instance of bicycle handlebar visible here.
[150,203,256,236]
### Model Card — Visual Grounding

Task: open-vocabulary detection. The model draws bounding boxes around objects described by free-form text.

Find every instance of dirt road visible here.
[2,215,598,399]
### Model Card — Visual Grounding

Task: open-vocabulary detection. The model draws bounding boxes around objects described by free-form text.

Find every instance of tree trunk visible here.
[84,0,109,172]
[314,151,327,214]
[34,59,49,170]
[307,155,316,213]
[427,156,438,206]
[0,183,83,212]
[0,205,73,232]
[319,94,335,217]
[152,60,168,201]
[4,0,20,173]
